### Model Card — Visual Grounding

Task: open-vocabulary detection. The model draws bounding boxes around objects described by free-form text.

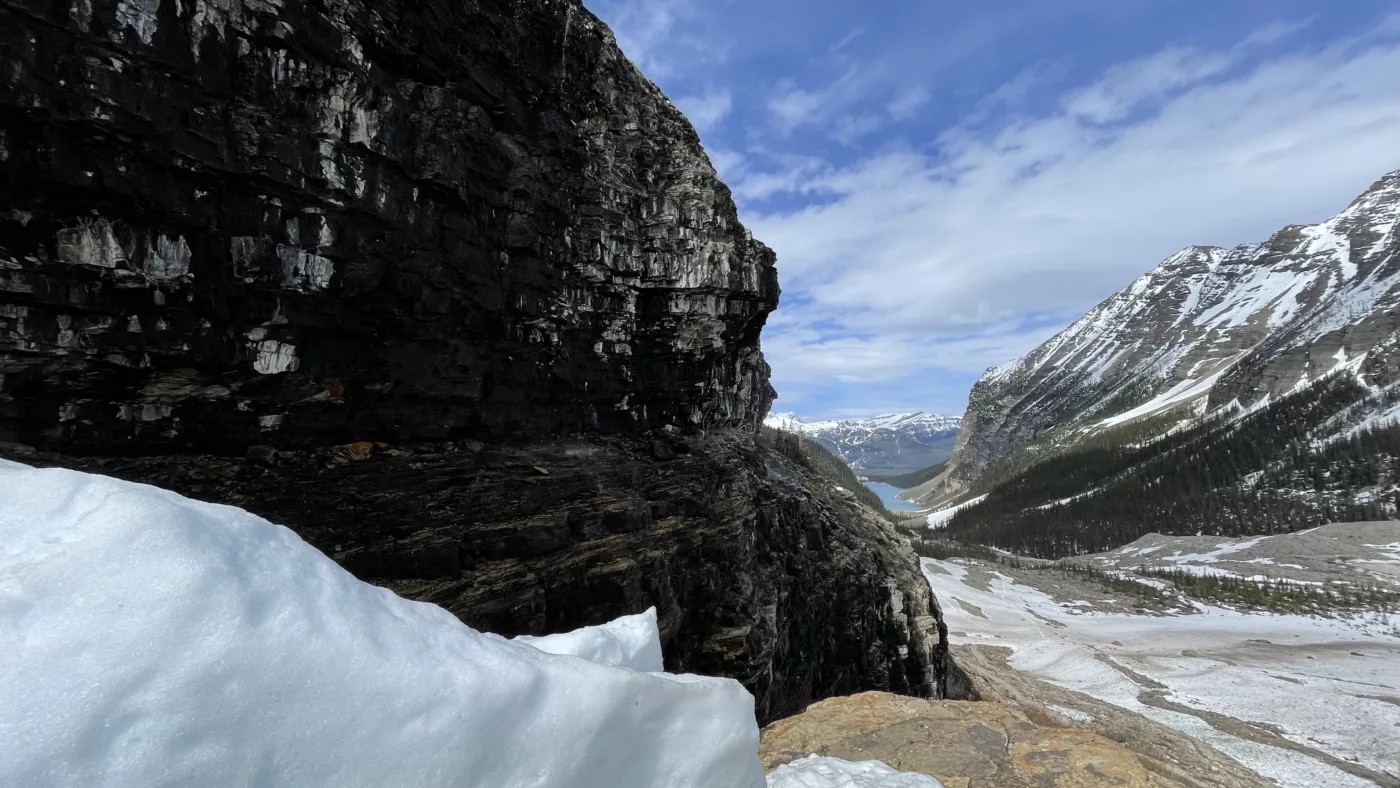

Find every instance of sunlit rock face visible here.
[0,0,777,452]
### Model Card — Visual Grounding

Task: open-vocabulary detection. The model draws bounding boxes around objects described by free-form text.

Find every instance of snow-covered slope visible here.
[938,170,1400,500]
[0,460,949,788]
[0,460,765,788]
[764,412,962,474]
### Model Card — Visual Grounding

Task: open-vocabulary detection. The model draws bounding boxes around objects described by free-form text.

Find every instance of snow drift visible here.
[0,460,765,788]
[511,608,665,672]
[766,756,946,787]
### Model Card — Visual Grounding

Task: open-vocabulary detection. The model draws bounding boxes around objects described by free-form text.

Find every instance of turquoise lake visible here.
[862,481,921,512]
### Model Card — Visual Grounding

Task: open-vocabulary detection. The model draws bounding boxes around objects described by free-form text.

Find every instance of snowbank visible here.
[767,756,945,787]
[0,461,764,788]
[513,608,664,672]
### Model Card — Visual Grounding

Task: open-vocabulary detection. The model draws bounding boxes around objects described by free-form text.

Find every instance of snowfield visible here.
[0,460,941,788]
[922,556,1400,787]
[925,494,987,529]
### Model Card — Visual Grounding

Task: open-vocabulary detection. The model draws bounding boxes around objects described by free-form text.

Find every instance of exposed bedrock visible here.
[16,432,957,722]
[0,0,774,449]
[0,0,956,721]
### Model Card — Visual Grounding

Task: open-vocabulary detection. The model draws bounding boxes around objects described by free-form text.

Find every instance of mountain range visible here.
[763,412,961,475]
[920,169,1400,556]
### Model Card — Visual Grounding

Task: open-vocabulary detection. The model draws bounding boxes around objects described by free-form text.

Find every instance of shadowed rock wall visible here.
[0,0,957,722]
[0,0,774,450]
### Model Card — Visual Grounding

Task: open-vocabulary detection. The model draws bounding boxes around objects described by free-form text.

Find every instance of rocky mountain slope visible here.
[765,412,961,475]
[0,0,958,721]
[922,171,1400,507]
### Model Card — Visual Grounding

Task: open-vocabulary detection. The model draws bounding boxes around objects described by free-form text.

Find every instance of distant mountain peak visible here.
[763,411,962,474]
[938,168,1400,499]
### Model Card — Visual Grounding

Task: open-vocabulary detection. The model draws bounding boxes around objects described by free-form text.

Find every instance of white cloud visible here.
[887,86,930,120]
[768,83,829,134]
[830,27,865,53]
[1062,47,1233,123]
[675,89,733,132]
[588,0,724,79]
[748,26,1400,395]
[764,315,1063,384]
[832,113,884,145]
[706,148,746,181]
[765,70,876,138]
[731,155,827,201]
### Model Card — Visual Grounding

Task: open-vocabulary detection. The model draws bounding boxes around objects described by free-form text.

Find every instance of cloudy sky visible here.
[583,0,1400,420]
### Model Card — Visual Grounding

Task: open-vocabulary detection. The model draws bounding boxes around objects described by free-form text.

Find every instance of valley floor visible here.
[922,555,1400,787]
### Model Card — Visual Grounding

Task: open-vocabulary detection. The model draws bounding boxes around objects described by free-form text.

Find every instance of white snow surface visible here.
[512,608,664,672]
[921,557,1400,788]
[766,755,945,788]
[0,461,766,788]
[1097,367,1229,428]
[926,494,987,529]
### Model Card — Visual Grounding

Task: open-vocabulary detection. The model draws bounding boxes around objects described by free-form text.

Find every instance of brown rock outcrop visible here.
[759,691,1259,788]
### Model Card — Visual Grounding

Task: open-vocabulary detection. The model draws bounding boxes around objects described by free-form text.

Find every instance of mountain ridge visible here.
[764,411,962,476]
[922,169,1400,507]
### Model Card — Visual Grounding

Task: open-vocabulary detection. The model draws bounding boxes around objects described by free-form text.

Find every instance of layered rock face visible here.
[927,172,1400,503]
[29,432,956,722]
[0,0,774,450]
[0,0,955,721]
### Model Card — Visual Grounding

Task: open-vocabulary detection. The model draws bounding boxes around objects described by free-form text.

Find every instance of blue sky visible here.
[583,0,1400,420]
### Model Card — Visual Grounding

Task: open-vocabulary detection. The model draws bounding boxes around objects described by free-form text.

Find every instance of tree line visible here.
[941,376,1400,557]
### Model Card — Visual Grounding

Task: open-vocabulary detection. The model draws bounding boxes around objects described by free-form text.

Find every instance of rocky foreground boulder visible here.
[0,0,957,720]
[759,688,1271,788]
[761,692,1161,788]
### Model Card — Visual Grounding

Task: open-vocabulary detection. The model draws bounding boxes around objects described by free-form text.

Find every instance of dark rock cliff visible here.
[1,0,773,447]
[0,0,956,720]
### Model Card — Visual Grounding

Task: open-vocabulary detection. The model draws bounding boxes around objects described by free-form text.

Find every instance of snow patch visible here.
[1099,368,1229,428]
[926,494,987,529]
[0,463,767,788]
[512,608,664,672]
[766,756,944,788]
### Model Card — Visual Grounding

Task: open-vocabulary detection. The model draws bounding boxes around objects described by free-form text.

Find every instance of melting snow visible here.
[921,557,1400,787]
[926,494,987,529]
[1098,368,1228,428]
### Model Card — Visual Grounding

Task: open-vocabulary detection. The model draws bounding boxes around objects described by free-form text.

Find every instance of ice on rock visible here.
[766,755,946,788]
[0,461,765,788]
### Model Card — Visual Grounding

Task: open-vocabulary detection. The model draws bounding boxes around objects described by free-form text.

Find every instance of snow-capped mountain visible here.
[763,412,962,474]
[930,170,1400,504]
